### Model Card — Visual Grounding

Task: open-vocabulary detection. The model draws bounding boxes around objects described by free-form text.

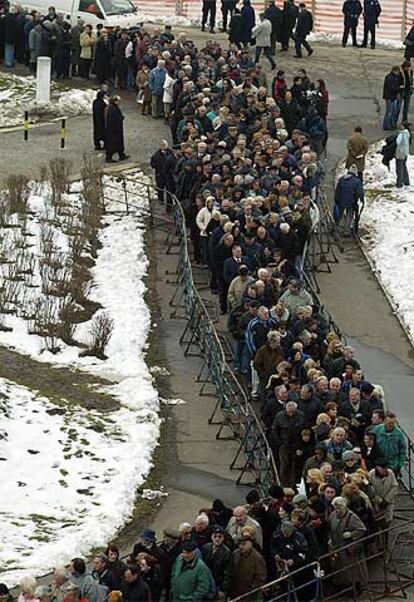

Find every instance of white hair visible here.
[178,522,192,533]
[332,496,348,509]
[20,577,37,597]
[195,514,209,526]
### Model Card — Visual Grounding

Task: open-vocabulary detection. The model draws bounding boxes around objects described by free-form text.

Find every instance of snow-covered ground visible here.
[0,172,161,584]
[358,142,414,342]
[0,72,95,128]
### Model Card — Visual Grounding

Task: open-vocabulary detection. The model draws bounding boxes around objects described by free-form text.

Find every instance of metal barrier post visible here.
[60,118,66,149]
[24,110,29,141]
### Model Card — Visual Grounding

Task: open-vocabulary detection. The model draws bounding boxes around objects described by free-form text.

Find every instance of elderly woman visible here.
[329,496,367,591]
[253,330,284,392]
[18,578,39,602]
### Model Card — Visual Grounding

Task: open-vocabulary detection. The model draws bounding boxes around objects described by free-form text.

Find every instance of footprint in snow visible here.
[27,449,40,454]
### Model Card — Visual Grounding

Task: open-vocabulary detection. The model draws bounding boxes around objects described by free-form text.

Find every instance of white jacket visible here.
[196,206,212,236]
[252,19,272,47]
[163,73,176,104]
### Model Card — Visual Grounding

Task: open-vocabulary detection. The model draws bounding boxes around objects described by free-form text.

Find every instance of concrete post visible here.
[36,56,51,103]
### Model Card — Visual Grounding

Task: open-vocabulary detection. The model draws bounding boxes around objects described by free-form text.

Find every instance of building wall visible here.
[138,0,410,42]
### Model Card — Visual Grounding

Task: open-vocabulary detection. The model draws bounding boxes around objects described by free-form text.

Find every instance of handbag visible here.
[136,90,144,105]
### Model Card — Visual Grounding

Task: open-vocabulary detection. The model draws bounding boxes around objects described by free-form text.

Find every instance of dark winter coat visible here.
[120,577,150,602]
[282,0,298,31]
[93,92,107,146]
[252,343,284,387]
[94,38,113,83]
[150,148,171,186]
[105,102,125,157]
[264,3,283,41]
[201,543,232,593]
[334,172,364,209]
[383,71,402,100]
[229,10,244,44]
[342,0,362,25]
[240,4,255,44]
[295,8,313,37]
[271,410,305,450]
[404,26,414,60]
[3,13,19,45]
[363,0,381,26]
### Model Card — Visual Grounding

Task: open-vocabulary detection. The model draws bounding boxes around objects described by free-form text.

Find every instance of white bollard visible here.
[36,56,51,103]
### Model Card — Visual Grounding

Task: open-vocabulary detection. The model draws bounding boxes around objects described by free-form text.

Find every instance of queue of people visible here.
[1,440,402,602]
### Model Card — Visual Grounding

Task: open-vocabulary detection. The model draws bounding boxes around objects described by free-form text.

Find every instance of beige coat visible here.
[80,31,96,60]
[368,468,399,523]
[346,132,369,172]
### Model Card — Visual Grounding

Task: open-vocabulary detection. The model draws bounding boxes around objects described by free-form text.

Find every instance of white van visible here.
[20,0,142,31]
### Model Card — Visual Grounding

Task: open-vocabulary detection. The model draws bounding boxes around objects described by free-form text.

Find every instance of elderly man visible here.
[228,535,267,600]
[338,387,372,440]
[51,567,68,602]
[373,412,406,476]
[227,264,254,311]
[171,541,211,601]
[92,554,116,592]
[325,427,353,463]
[191,514,212,549]
[149,59,167,119]
[226,506,263,548]
[278,279,313,316]
[345,126,368,181]
[271,401,304,487]
[245,306,277,400]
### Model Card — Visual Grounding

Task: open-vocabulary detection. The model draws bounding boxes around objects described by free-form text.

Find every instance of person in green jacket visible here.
[171,541,212,601]
[373,412,406,476]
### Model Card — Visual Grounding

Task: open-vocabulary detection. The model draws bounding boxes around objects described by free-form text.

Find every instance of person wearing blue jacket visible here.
[361,0,381,49]
[149,59,167,119]
[342,0,362,47]
[395,122,411,188]
[334,165,364,236]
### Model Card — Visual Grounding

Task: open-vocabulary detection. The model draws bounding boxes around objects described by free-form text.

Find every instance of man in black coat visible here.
[382,66,403,131]
[271,401,304,487]
[92,89,108,151]
[120,566,150,602]
[264,0,283,55]
[361,0,381,49]
[281,0,298,51]
[105,96,129,163]
[201,526,232,598]
[150,140,171,203]
[294,2,313,59]
[342,0,362,47]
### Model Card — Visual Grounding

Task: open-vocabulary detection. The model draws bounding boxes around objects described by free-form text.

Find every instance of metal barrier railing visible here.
[230,517,414,602]
[102,173,279,494]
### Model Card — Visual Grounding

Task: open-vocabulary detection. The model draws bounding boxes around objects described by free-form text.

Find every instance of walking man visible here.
[252,12,276,69]
[346,126,368,181]
[264,0,283,56]
[281,0,298,51]
[400,60,413,123]
[361,0,381,49]
[342,0,362,47]
[395,122,411,188]
[294,2,313,59]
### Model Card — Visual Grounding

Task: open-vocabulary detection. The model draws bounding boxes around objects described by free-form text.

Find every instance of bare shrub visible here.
[4,175,30,214]
[49,158,72,208]
[81,312,113,359]
[0,194,10,227]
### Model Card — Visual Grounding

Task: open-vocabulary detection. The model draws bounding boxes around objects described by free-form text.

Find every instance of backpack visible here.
[380,134,397,167]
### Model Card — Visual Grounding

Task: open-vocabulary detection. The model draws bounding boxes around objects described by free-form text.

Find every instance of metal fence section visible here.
[102,173,279,495]
[230,518,414,602]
